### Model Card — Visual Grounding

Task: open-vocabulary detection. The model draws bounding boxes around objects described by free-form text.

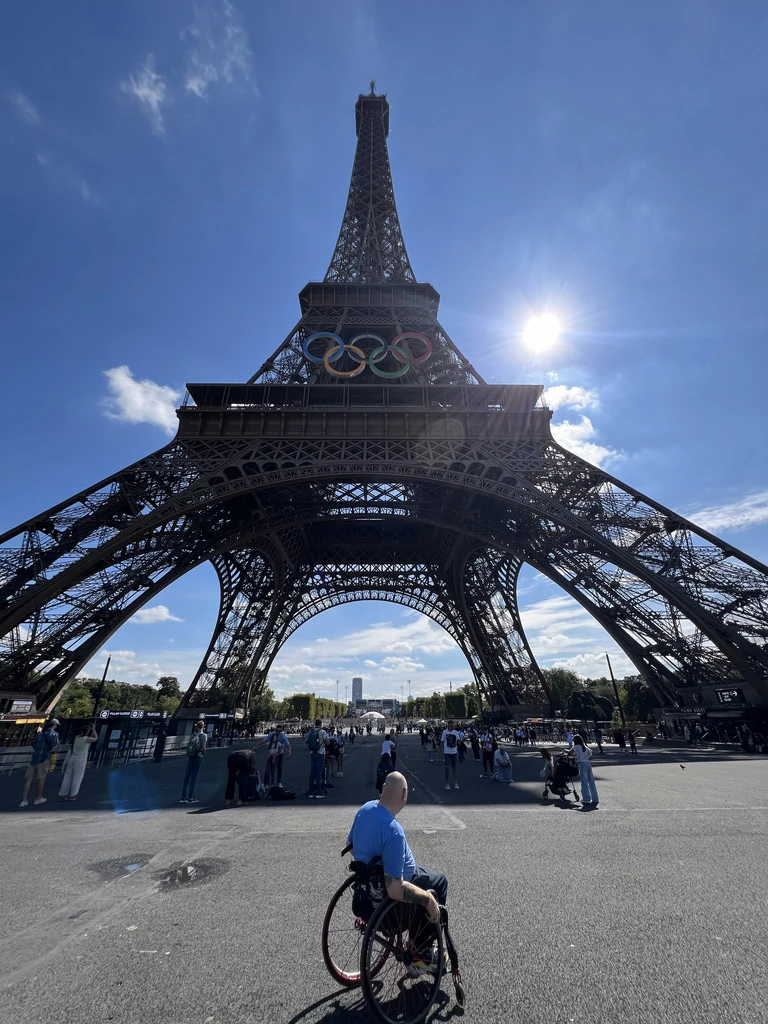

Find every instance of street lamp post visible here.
[605,652,627,727]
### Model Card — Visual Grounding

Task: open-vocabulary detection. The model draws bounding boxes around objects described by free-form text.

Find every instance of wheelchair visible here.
[322,844,466,1023]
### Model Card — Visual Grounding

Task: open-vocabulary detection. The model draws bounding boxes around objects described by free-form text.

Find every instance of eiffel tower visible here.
[3,86,768,718]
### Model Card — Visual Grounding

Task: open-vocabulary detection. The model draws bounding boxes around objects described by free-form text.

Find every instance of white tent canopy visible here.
[359,710,386,719]
[416,718,428,724]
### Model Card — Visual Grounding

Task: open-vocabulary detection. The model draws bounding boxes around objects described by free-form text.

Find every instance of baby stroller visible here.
[541,751,580,804]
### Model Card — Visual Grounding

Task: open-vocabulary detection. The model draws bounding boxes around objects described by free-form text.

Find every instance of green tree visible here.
[542,667,582,712]
[620,676,657,722]
[566,689,604,721]
[249,686,277,723]
[444,693,467,719]
[157,676,182,699]
[58,682,96,718]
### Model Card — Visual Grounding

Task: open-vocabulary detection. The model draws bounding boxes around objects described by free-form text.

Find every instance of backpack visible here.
[268,785,296,801]
[186,733,202,757]
[307,729,322,752]
[445,731,457,750]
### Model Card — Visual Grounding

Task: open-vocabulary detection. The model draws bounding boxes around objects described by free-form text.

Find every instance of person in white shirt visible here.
[59,723,98,800]
[441,720,461,790]
[480,731,495,777]
[571,734,599,808]
[493,745,514,783]
[381,733,397,768]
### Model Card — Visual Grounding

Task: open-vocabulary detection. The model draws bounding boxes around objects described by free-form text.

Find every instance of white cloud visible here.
[131,605,183,624]
[78,180,102,206]
[379,656,425,675]
[363,659,378,667]
[686,490,768,535]
[101,365,183,433]
[121,55,168,134]
[183,0,255,99]
[551,415,621,468]
[7,89,40,125]
[543,385,599,412]
[549,651,635,679]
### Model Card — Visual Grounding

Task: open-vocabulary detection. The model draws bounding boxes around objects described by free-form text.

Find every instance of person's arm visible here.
[384,874,440,923]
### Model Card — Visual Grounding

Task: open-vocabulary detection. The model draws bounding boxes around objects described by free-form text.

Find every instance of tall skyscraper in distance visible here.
[352,677,363,704]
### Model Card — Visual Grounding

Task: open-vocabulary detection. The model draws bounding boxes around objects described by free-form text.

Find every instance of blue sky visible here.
[2,1,768,700]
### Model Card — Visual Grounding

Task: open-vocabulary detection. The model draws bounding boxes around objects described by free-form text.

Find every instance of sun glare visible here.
[523,312,561,353]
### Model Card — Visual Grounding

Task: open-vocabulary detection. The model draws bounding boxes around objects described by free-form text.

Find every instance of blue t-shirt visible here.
[348,801,416,882]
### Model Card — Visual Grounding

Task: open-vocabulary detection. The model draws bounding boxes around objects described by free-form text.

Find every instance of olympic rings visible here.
[302,331,433,379]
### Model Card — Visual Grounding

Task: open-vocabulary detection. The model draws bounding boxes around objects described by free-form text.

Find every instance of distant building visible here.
[353,698,401,717]
[352,677,363,703]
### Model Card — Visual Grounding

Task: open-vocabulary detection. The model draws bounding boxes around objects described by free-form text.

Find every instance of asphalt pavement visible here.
[1,734,767,1024]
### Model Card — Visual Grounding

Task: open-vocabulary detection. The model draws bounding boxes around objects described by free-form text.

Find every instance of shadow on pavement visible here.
[0,736,764,816]
[286,988,456,1024]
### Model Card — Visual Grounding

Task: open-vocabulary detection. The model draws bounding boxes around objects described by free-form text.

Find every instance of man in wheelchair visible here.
[346,771,447,925]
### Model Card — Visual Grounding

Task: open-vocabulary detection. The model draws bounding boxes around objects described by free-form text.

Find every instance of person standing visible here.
[572,734,599,808]
[456,727,467,763]
[264,724,291,787]
[180,721,208,804]
[594,726,604,754]
[59,723,97,801]
[627,729,638,757]
[480,729,495,777]
[381,732,396,769]
[20,718,60,807]
[469,727,481,761]
[305,718,328,799]
[441,720,461,791]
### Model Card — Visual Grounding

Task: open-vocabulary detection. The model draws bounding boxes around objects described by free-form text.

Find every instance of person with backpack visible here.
[180,721,207,804]
[441,720,461,791]
[305,718,328,799]
[263,724,291,788]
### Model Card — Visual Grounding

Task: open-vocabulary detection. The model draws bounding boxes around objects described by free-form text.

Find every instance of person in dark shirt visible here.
[20,719,60,808]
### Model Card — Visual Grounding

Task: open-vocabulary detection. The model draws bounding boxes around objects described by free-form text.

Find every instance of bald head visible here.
[380,771,408,815]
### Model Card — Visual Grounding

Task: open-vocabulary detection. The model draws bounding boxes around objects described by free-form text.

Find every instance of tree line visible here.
[56,668,659,725]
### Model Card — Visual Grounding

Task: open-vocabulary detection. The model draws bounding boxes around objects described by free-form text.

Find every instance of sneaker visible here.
[307,794,316,799]
[19,800,28,808]
[187,798,199,804]
[316,793,327,800]
[445,784,451,791]
[277,783,284,788]
[179,798,188,804]
[453,784,460,790]
[33,797,47,806]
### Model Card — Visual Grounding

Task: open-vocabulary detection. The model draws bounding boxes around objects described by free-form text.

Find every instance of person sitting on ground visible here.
[348,771,447,928]
[493,745,514,782]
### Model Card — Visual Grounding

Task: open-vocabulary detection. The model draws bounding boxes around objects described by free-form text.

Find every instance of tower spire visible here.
[324,89,415,284]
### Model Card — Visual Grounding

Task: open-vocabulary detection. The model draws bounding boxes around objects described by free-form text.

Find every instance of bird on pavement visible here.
[680,764,686,770]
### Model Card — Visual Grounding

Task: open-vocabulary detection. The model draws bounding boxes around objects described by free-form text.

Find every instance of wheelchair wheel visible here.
[322,876,367,987]
[322,877,389,987]
[361,898,444,1024]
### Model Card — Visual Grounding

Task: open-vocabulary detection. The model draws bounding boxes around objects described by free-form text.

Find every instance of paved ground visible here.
[1,735,767,1024]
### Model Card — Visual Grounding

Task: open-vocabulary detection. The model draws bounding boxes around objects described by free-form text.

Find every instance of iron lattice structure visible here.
[2,88,768,716]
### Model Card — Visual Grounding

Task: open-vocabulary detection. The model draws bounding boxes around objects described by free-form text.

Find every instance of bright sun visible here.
[522,312,561,353]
